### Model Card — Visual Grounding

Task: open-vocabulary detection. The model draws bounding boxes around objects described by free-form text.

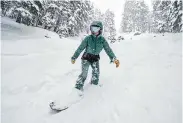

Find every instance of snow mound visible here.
[1,17,59,40]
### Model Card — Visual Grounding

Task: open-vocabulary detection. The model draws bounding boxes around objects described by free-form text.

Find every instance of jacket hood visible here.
[90,21,103,30]
[90,21,103,35]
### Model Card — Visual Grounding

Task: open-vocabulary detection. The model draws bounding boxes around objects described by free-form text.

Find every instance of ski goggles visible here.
[91,26,101,33]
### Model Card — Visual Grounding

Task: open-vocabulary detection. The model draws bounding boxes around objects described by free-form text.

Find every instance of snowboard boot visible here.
[90,81,98,85]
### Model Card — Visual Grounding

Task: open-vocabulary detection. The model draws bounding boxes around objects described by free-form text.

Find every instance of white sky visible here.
[91,0,152,32]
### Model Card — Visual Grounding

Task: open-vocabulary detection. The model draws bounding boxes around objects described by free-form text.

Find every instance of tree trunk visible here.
[16,12,21,23]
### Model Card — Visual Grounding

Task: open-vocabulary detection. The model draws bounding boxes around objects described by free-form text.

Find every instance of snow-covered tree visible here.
[0,0,96,37]
[1,1,20,18]
[168,0,182,32]
[14,7,32,25]
[120,1,136,32]
[42,2,60,30]
[103,9,116,37]
[60,1,94,37]
[121,0,149,33]
[82,1,94,34]
[152,0,182,33]
[1,1,17,16]
[152,1,171,33]
[93,8,104,21]
[1,1,42,26]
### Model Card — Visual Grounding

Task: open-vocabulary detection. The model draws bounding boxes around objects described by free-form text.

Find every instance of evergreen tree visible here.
[152,0,182,33]
[104,9,116,37]
[121,0,149,33]
[169,0,182,32]
[42,2,60,30]
[152,1,172,33]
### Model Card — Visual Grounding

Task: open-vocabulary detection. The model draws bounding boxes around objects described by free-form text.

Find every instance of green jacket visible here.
[72,21,116,61]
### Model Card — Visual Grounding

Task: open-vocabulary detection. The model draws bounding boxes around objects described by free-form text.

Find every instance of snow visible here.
[48,3,60,10]
[15,7,32,17]
[31,2,39,12]
[1,17,182,123]
[6,7,15,17]
[1,17,59,40]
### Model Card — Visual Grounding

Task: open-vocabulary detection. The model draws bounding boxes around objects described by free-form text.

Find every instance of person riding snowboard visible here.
[50,21,120,111]
[72,21,120,90]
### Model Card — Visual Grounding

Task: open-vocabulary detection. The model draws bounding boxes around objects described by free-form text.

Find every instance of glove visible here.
[71,57,75,64]
[114,59,120,68]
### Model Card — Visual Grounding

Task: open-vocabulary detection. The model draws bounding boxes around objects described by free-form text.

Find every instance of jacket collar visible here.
[91,34,102,39]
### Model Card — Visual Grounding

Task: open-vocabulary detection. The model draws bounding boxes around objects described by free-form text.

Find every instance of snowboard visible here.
[49,83,103,112]
[49,102,69,112]
[49,95,83,112]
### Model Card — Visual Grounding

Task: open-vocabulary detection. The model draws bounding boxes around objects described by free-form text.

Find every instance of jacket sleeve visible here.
[72,37,88,59]
[103,38,116,61]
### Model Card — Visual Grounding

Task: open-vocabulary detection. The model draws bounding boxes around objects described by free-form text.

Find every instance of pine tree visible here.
[169,0,182,32]
[121,1,135,32]
[121,0,149,33]
[42,1,60,30]
[152,1,172,33]
[152,0,182,33]
[104,9,116,37]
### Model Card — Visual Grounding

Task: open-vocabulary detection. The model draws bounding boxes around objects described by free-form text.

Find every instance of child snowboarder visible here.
[50,21,120,111]
[71,21,119,90]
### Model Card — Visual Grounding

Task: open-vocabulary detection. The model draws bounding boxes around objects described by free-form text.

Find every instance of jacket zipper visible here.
[95,38,96,54]
[92,35,97,54]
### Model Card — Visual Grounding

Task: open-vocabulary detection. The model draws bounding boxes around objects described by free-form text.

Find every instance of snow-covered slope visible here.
[1,17,182,123]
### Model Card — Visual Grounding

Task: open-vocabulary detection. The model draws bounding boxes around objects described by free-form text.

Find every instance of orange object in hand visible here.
[114,59,120,68]
[71,59,75,64]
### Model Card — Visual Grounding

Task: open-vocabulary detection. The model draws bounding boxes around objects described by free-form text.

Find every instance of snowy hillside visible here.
[1,17,182,123]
